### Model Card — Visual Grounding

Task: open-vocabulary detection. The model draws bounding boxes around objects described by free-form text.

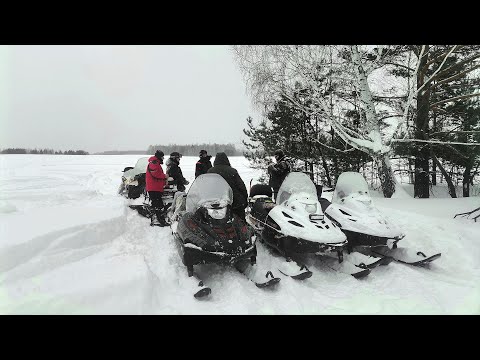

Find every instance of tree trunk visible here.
[319,148,332,187]
[414,147,430,198]
[414,45,431,198]
[377,154,396,198]
[431,152,457,198]
[463,159,473,197]
[431,158,437,185]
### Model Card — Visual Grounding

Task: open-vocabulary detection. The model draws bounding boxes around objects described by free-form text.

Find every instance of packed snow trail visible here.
[1,155,479,314]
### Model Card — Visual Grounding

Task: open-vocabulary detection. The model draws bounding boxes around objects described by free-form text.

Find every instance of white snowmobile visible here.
[246,172,373,279]
[322,172,441,266]
[118,157,150,199]
[171,173,281,299]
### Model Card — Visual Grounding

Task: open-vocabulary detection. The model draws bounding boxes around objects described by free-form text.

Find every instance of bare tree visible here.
[232,45,479,197]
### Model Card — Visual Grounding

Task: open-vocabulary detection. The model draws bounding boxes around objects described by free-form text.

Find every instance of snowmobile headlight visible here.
[207,207,227,220]
[309,214,324,221]
[304,203,317,214]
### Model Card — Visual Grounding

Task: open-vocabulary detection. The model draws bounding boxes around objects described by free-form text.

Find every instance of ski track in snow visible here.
[1,155,479,314]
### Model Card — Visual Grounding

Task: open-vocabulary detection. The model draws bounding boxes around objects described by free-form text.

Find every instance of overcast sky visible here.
[0,45,261,153]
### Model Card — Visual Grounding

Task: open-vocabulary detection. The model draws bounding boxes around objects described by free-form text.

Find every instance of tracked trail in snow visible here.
[1,155,479,314]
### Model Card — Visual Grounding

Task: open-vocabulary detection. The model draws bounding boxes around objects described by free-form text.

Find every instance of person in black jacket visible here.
[166,152,189,192]
[268,149,291,201]
[207,152,248,221]
[195,149,212,178]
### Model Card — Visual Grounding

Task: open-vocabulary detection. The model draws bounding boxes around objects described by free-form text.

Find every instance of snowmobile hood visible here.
[327,172,404,238]
[325,194,404,239]
[268,196,346,244]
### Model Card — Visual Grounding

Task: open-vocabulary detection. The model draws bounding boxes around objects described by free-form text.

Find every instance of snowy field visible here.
[1,154,479,315]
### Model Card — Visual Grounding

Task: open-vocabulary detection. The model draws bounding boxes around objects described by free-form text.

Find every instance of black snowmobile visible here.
[321,172,441,267]
[120,157,179,226]
[246,172,373,279]
[171,173,280,298]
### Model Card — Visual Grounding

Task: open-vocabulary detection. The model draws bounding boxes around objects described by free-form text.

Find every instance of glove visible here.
[268,164,274,172]
[184,180,190,185]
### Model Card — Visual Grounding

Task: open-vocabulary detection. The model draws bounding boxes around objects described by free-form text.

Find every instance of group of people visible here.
[144,148,292,226]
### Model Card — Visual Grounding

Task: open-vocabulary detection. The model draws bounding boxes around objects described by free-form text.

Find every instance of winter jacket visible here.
[166,158,188,192]
[268,155,291,192]
[145,156,167,192]
[195,155,213,178]
[207,152,248,212]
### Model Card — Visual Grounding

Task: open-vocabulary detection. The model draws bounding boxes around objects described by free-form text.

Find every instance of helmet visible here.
[155,150,164,159]
[274,149,284,158]
[199,149,208,156]
[170,151,182,158]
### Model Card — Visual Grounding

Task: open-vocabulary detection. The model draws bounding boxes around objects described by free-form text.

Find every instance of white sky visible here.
[0,45,260,153]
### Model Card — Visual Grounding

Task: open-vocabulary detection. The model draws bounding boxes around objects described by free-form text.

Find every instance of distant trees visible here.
[0,148,89,155]
[147,143,242,156]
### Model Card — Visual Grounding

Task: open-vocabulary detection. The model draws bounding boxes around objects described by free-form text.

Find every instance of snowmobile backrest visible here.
[318,197,332,212]
[250,184,272,198]
[123,166,134,172]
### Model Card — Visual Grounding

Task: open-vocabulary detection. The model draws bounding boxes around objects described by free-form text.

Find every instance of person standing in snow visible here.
[195,149,213,178]
[166,152,189,192]
[268,149,291,201]
[207,152,248,221]
[145,150,169,227]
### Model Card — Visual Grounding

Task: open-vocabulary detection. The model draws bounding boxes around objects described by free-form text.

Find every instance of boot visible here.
[151,208,169,227]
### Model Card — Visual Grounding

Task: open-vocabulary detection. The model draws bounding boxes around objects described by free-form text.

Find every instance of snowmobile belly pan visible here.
[262,227,347,254]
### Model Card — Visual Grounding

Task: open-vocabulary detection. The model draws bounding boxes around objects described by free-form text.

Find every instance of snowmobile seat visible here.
[251,197,276,220]
[250,184,272,198]
[318,197,331,212]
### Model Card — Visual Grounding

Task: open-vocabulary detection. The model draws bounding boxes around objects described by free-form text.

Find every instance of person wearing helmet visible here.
[195,149,212,178]
[145,150,169,227]
[268,149,291,201]
[166,151,189,192]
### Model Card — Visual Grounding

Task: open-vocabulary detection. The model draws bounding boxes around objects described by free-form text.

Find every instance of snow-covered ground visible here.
[1,155,479,314]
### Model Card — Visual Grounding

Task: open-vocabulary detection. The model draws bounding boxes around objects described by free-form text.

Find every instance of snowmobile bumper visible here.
[262,229,347,255]
[174,233,257,267]
[343,230,404,248]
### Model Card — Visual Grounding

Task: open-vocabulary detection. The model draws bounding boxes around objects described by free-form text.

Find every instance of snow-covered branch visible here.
[392,139,480,146]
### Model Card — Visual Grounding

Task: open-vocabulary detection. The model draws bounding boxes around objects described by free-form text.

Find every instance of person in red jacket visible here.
[145,150,169,227]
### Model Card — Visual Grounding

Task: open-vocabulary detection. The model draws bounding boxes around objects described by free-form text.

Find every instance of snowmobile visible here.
[120,156,179,226]
[322,172,441,266]
[171,173,281,298]
[118,157,149,199]
[246,172,372,279]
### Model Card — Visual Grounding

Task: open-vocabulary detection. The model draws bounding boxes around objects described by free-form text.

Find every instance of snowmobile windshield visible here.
[123,157,149,179]
[276,172,318,205]
[332,172,370,203]
[186,173,233,213]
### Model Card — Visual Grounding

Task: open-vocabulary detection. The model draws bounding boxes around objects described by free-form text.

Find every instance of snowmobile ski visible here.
[193,280,212,298]
[237,262,281,288]
[315,253,371,278]
[371,247,441,266]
